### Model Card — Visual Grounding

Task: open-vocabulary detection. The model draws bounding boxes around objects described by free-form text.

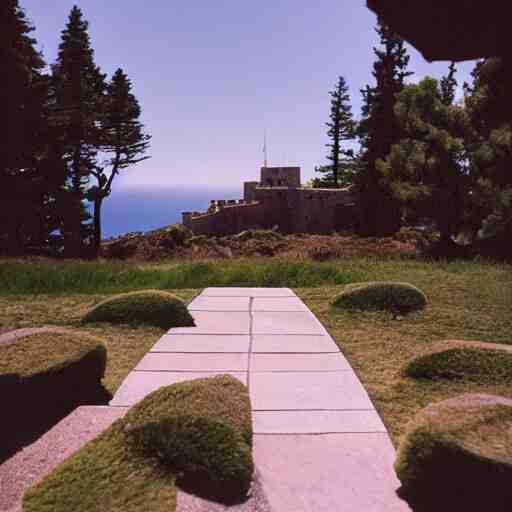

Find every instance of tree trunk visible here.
[92,196,103,258]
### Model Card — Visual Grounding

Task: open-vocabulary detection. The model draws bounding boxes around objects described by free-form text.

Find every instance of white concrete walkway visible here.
[111,287,410,511]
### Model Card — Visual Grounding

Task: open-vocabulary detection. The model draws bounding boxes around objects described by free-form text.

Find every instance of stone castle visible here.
[182,166,357,236]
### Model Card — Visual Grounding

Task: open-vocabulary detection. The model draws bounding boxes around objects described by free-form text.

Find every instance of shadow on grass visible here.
[1,382,111,464]
[396,460,512,512]
[177,470,251,506]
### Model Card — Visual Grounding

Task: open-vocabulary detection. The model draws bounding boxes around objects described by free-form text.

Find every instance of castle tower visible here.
[260,166,301,188]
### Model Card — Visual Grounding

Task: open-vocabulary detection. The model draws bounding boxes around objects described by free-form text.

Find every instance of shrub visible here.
[24,375,254,511]
[403,340,512,383]
[395,394,512,511]
[0,329,106,393]
[126,375,253,499]
[1,330,108,459]
[331,281,427,313]
[82,290,194,329]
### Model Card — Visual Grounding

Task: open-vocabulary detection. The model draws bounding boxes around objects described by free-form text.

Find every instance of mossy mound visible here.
[82,290,194,329]
[395,394,512,511]
[1,330,108,459]
[331,281,427,313]
[0,329,106,383]
[404,340,512,383]
[23,375,254,512]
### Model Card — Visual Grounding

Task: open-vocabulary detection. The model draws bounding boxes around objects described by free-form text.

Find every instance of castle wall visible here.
[182,162,358,236]
[253,187,357,234]
[182,201,268,236]
[183,187,357,236]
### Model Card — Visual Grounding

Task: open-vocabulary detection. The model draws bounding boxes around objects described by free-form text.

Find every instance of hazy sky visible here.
[23,0,476,188]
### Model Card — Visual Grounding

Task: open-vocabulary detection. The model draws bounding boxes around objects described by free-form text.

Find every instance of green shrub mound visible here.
[1,330,108,459]
[395,394,512,511]
[331,281,427,313]
[0,330,106,385]
[82,290,194,329]
[404,340,512,383]
[24,375,254,512]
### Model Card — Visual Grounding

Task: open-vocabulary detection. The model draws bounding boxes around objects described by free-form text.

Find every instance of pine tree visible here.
[0,0,63,255]
[356,21,412,236]
[315,76,355,188]
[440,62,457,106]
[377,77,470,249]
[51,5,106,257]
[464,57,512,257]
[89,68,150,255]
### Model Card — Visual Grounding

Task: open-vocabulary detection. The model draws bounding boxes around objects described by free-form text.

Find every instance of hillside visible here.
[101,225,417,261]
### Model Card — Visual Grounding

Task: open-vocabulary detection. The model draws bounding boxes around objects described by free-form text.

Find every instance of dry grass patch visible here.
[296,259,512,443]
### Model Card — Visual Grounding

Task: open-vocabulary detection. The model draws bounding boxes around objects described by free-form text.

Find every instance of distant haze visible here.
[24,0,476,188]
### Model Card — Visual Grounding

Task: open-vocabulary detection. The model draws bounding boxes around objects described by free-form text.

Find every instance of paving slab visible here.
[252,312,328,335]
[188,296,250,311]
[254,434,410,512]
[252,297,309,312]
[202,287,296,297]
[110,371,247,407]
[169,311,250,334]
[250,371,373,410]
[151,334,250,353]
[136,352,248,372]
[0,406,128,512]
[252,334,340,353]
[253,410,387,434]
[251,353,350,372]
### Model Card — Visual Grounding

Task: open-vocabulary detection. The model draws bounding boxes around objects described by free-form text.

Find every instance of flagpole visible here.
[263,130,268,168]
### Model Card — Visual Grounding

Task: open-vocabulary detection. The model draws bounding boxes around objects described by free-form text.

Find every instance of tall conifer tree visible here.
[1,0,63,254]
[52,5,106,257]
[315,76,355,188]
[90,69,150,255]
[357,21,412,236]
[440,62,458,106]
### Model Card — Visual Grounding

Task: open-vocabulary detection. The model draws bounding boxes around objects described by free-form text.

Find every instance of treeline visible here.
[1,1,150,258]
[315,22,512,258]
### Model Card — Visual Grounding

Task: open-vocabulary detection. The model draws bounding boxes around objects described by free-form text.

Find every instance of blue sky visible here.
[23,0,476,188]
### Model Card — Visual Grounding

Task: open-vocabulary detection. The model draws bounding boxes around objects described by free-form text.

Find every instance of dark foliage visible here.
[1,1,66,255]
[356,21,412,236]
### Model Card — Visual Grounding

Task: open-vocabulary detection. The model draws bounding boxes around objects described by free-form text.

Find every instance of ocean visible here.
[102,185,241,238]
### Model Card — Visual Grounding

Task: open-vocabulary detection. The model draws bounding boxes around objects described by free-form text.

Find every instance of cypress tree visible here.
[90,68,150,255]
[0,0,62,255]
[315,76,355,188]
[357,21,412,236]
[52,5,106,257]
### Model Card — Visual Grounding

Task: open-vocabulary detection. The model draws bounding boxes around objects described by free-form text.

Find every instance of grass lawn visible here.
[1,257,511,444]
[298,258,512,443]
[0,290,197,394]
